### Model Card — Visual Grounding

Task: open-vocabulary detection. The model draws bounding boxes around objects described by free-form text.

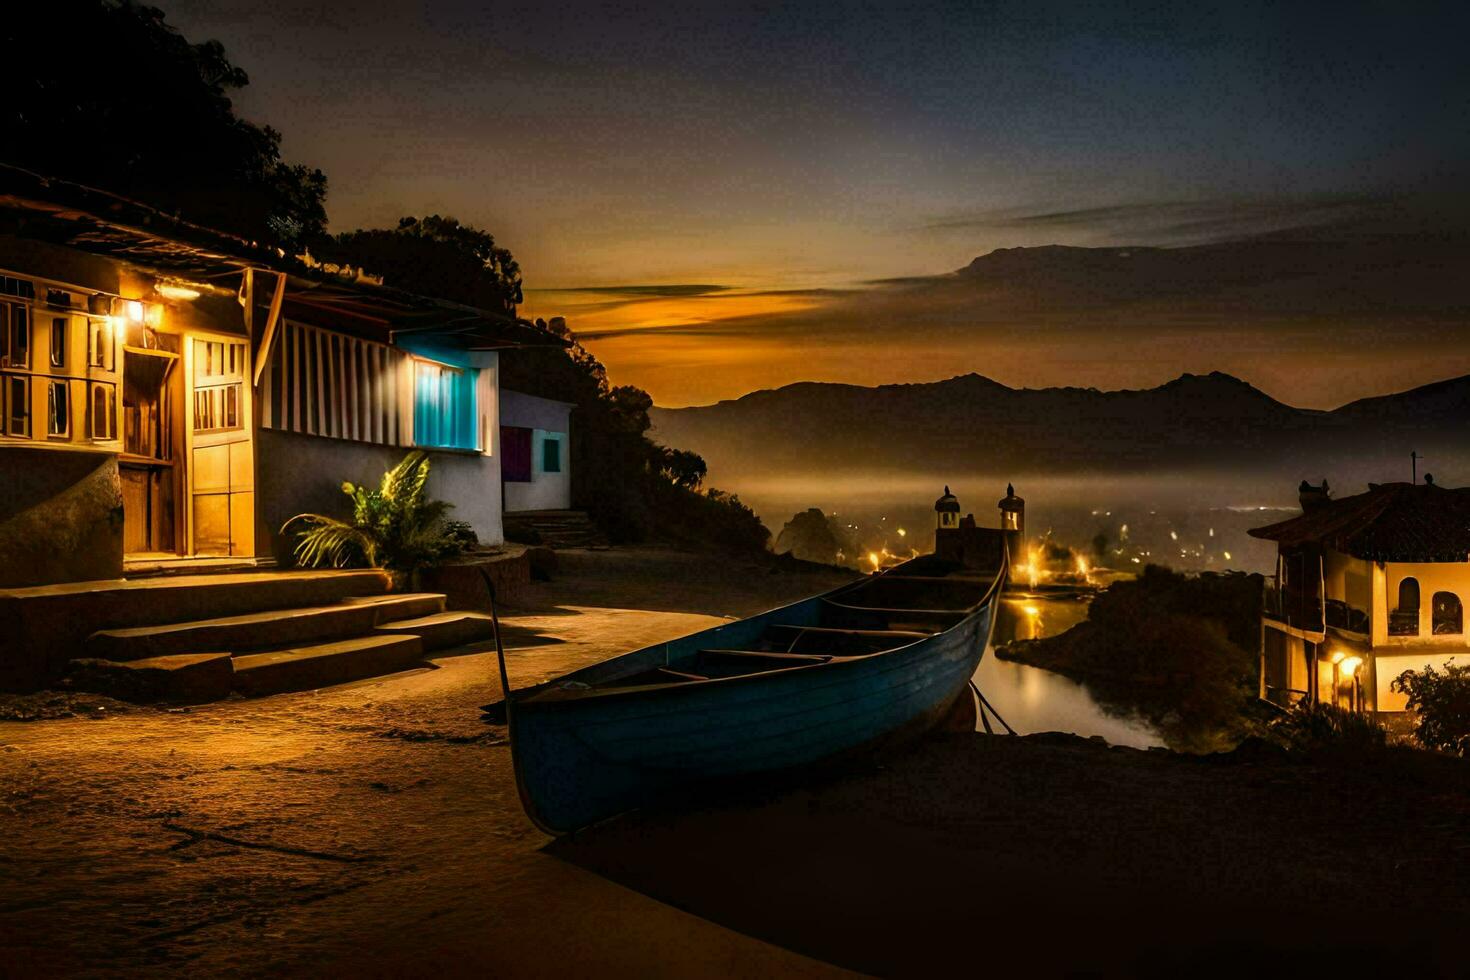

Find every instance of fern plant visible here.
[282,451,472,582]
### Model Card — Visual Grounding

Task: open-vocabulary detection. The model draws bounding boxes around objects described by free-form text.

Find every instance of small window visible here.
[0,303,28,368]
[6,375,29,436]
[46,381,69,437]
[50,316,67,368]
[542,437,562,473]
[1390,577,1420,636]
[1433,592,1463,635]
[89,317,113,369]
[89,383,116,440]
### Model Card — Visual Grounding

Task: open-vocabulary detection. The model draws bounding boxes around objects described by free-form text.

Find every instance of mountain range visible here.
[650,370,1470,482]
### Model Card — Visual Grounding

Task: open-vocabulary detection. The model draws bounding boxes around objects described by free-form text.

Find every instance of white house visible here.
[500,389,573,513]
[1250,478,1470,717]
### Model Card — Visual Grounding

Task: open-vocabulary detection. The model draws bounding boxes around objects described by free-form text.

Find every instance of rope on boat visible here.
[970,678,1016,736]
[976,691,994,735]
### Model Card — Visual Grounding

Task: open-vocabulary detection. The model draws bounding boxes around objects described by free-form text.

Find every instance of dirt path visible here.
[8,547,1470,976]
[0,548,856,977]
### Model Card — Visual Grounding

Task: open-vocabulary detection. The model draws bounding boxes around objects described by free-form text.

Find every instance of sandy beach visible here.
[4,546,1470,977]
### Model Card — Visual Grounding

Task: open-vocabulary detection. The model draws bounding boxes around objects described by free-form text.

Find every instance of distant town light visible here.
[896,528,906,537]
[1023,605,1040,617]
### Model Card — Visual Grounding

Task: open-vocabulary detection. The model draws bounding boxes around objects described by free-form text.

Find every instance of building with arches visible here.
[1250,478,1470,717]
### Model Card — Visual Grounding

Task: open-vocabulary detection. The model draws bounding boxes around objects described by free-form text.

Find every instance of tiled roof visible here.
[1248,482,1470,562]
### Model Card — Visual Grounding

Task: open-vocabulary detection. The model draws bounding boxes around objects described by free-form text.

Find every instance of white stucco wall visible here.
[1380,560,1470,649]
[256,350,505,551]
[469,351,503,544]
[501,390,572,513]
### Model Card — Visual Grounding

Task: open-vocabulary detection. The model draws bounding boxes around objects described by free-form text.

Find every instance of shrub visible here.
[282,451,470,582]
[1000,564,1266,751]
[1392,661,1470,755]
[1272,701,1385,753]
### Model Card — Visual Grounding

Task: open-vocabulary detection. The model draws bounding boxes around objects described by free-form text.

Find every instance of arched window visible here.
[1390,578,1420,636]
[1433,592,1463,635]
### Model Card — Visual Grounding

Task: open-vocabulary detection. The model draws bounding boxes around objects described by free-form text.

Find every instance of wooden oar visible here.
[480,567,513,725]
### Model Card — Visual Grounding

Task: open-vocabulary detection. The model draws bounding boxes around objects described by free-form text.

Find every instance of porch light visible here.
[156,282,201,301]
[1340,656,1363,677]
[1330,650,1346,664]
[122,299,144,322]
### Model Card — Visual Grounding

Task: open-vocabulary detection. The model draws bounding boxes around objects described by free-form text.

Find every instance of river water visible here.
[971,594,1164,748]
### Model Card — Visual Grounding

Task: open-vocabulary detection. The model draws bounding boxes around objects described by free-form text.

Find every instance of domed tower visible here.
[998,484,1025,579]
[934,486,961,532]
[998,484,1024,533]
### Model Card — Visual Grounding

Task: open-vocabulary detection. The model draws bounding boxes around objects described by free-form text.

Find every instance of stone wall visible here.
[0,447,123,588]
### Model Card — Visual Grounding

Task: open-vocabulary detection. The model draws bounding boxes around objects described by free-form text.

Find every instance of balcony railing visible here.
[1325,599,1370,635]
[1388,610,1419,636]
[1262,585,1325,633]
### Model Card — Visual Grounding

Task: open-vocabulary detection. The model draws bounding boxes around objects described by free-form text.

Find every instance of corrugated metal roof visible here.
[0,164,562,352]
[1248,482,1470,562]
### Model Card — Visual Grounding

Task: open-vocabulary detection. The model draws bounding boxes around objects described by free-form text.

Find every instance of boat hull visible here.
[509,588,996,835]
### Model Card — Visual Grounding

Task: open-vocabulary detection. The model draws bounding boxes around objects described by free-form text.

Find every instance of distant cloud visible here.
[922,194,1389,245]
[528,284,733,298]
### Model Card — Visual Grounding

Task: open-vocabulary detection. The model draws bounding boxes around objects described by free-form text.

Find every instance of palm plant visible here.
[282,451,471,582]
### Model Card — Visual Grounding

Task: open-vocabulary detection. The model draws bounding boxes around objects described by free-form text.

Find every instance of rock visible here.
[526,546,558,581]
[1213,735,1291,765]
[1023,731,1097,748]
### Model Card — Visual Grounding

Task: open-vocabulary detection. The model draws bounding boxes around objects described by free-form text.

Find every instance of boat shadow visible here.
[544,733,1448,977]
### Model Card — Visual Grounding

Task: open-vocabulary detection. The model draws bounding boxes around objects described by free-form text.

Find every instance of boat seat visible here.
[764,624,930,655]
[655,667,708,682]
[697,649,833,667]
[769,626,930,639]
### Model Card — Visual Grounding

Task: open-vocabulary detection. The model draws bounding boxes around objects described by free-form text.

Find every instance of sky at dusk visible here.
[169,0,1470,406]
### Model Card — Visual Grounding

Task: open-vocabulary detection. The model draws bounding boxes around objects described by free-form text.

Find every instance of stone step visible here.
[374,611,497,651]
[232,635,426,697]
[65,652,234,704]
[3,569,396,688]
[85,594,446,661]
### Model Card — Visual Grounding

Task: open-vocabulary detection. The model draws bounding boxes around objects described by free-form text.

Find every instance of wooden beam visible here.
[250,271,287,388]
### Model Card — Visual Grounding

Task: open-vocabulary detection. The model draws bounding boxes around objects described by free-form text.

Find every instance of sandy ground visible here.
[0,548,855,978]
[7,547,1470,977]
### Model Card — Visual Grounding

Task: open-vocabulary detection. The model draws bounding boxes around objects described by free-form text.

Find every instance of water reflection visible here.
[973,595,1164,749]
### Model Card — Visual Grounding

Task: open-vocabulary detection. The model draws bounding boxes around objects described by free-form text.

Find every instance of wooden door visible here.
[187,336,254,556]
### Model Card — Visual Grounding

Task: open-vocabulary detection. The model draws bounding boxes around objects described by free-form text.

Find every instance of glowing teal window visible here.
[412,358,478,450]
[542,437,561,473]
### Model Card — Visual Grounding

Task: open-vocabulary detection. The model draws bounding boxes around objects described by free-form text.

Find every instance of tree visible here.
[1,1,327,248]
[656,447,707,490]
[332,216,522,316]
[1392,661,1470,755]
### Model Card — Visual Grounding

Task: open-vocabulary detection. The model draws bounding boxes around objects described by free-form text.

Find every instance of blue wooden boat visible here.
[501,549,1006,835]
